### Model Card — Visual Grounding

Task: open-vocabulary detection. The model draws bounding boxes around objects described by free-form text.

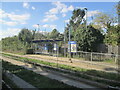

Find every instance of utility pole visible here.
[84,8,88,30]
[69,25,72,63]
[64,21,66,57]
[37,24,40,40]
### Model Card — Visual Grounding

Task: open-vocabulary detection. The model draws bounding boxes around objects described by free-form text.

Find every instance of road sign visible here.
[53,43,58,51]
[68,41,77,53]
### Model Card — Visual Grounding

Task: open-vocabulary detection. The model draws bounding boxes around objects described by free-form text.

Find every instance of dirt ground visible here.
[24,54,117,73]
[3,52,117,73]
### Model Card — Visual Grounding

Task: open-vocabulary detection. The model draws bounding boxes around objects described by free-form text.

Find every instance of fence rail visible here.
[75,51,120,63]
[34,50,120,64]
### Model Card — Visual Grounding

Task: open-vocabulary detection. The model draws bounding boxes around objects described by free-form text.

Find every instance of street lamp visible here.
[68,18,72,63]
[83,8,88,29]
[37,24,40,32]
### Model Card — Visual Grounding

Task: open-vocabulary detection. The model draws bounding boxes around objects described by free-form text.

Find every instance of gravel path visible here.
[2,52,118,73]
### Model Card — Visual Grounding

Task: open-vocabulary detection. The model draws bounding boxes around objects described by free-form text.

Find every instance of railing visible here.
[75,51,120,62]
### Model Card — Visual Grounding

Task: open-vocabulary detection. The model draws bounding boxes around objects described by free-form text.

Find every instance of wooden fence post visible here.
[91,53,92,61]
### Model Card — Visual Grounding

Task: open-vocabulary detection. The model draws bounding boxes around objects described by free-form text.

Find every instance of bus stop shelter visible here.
[32,39,62,55]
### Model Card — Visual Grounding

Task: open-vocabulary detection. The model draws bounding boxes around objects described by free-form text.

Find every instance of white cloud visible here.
[61,7,68,13]
[43,2,74,22]
[42,24,49,28]
[33,24,57,30]
[62,14,66,17]
[42,14,58,22]
[87,10,100,17]
[52,1,66,10]
[61,5,74,13]
[42,24,57,29]
[0,20,18,26]
[0,9,30,25]
[65,19,69,23]
[23,2,29,9]
[68,5,74,11]
[32,6,35,10]
[49,25,57,29]
[0,9,8,18]
[43,24,57,29]
[8,13,30,22]
[32,24,40,28]
[83,10,100,20]
[47,8,58,14]
[0,28,21,39]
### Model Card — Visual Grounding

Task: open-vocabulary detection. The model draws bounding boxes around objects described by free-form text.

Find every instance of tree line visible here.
[1,2,120,53]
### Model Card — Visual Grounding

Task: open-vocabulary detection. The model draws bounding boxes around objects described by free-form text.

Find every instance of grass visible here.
[2,61,78,88]
[2,73,21,89]
[2,53,120,87]
[103,59,116,64]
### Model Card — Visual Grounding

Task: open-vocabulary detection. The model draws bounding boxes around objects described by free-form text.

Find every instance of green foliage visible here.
[93,12,117,30]
[18,28,33,45]
[74,25,104,52]
[64,9,86,41]
[116,1,120,15]
[2,36,26,53]
[34,32,45,40]
[104,25,120,45]
[49,29,60,39]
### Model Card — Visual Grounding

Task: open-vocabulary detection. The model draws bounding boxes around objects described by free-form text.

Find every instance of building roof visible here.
[32,39,62,43]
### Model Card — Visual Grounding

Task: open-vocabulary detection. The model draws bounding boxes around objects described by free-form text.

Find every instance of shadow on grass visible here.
[2,61,79,89]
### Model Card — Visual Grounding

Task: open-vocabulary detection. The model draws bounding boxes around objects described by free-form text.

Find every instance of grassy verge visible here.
[2,53,120,87]
[2,73,21,89]
[2,61,77,88]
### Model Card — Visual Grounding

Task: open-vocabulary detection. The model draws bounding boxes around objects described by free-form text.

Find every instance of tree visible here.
[34,32,45,40]
[64,9,86,42]
[2,36,25,53]
[18,28,33,45]
[93,12,117,30]
[116,1,120,15]
[49,29,60,39]
[70,9,85,31]
[104,25,120,46]
[74,25,104,52]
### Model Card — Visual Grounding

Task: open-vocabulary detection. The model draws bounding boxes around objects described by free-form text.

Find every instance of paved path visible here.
[1,56,101,89]
[5,71,37,89]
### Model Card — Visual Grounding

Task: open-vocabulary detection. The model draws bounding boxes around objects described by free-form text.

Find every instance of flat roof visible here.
[32,39,62,43]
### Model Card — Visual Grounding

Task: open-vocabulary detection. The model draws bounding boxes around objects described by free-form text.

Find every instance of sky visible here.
[0,1,119,40]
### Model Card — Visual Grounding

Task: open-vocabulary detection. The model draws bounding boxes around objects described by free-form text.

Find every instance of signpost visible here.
[68,41,77,53]
[44,44,48,50]
[54,43,57,51]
